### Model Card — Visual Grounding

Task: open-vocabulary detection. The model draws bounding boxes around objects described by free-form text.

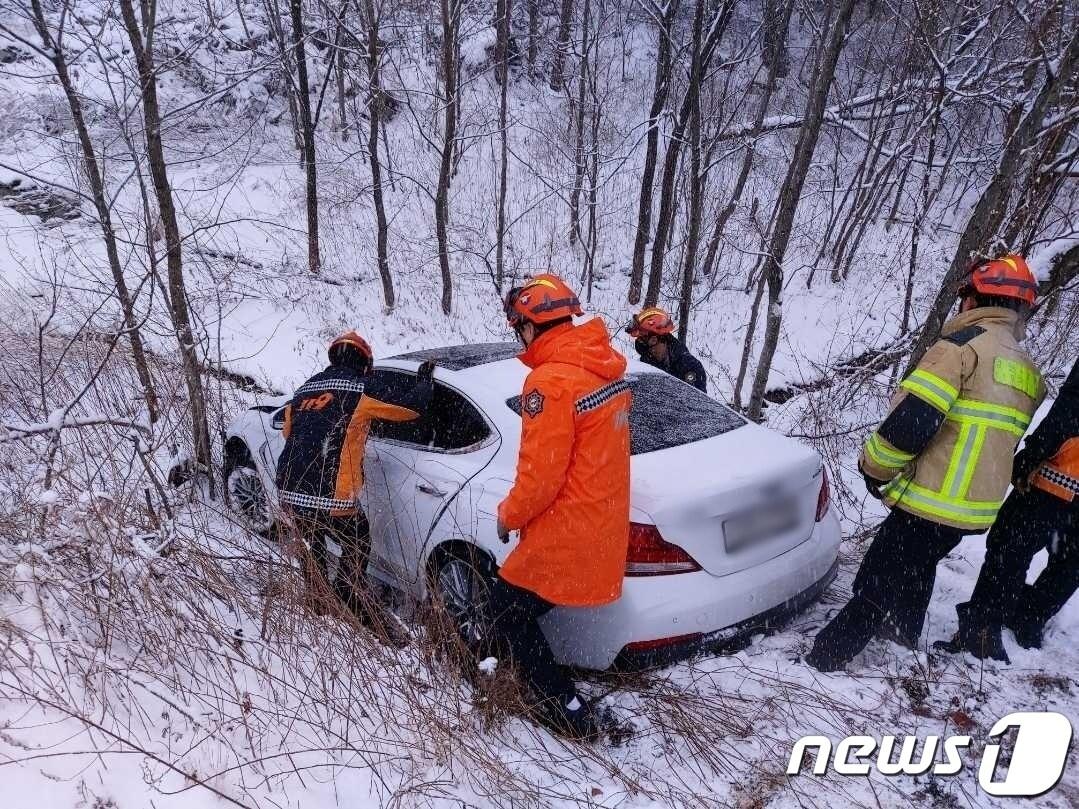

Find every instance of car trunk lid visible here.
[631,422,823,577]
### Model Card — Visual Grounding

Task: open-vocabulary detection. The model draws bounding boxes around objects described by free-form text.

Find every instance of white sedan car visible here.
[224,342,841,670]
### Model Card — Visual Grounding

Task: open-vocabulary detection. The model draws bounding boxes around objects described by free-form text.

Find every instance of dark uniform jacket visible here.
[276,365,431,516]
[636,337,707,393]
[1017,357,1079,504]
[1019,357,1079,470]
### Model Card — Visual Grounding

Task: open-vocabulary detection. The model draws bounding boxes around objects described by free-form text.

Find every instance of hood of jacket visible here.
[519,317,627,381]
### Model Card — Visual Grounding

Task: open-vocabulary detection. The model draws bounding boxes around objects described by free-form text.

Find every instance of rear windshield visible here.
[507,372,745,454]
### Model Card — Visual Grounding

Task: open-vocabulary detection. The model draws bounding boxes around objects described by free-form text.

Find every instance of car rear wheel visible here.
[432,546,495,651]
[225,447,274,535]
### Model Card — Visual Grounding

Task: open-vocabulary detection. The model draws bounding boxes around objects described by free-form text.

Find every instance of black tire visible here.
[224,443,274,535]
[431,545,496,651]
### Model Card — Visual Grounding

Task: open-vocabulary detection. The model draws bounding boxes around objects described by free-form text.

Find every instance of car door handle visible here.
[417,482,448,498]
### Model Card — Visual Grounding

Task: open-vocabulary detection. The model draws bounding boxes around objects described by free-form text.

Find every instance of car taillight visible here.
[815,467,831,522]
[623,632,703,653]
[625,522,701,576]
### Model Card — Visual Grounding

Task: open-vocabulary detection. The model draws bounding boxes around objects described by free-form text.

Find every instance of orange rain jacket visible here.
[498,318,632,607]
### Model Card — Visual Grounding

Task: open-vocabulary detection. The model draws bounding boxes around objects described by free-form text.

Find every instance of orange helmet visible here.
[328,330,373,367]
[961,254,1038,307]
[504,274,583,327]
[625,307,675,338]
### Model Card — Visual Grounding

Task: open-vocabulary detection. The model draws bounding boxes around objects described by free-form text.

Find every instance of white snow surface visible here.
[0,2,1076,808]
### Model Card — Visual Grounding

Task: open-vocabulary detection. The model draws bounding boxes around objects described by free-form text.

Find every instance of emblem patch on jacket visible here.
[522,388,545,418]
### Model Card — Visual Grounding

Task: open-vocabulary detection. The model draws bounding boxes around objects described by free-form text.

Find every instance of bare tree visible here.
[494,0,513,290]
[747,0,857,421]
[363,0,396,308]
[435,0,461,314]
[117,0,214,482]
[550,0,574,90]
[627,0,680,304]
[643,0,735,307]
[289,0,321,273]
[906,24,1079,371]
[14,0,159,423]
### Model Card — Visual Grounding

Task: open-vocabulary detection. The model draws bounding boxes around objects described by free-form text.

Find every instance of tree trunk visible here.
[364,0,395,308]
[526,0,539,77]
[495,0,512,289]
[761,0,790,78]
[30,0,159,424]
[676,0,706,341]
[905,26,1079,373]
[549,0,574,91]
[289,0,321,273]
[569,0,591,246]
[643,0,734,307]
[435,0,460,314]
[746,0,856,421]
[118,0,214,485]
[701,1,790,280]
[627,0,680,304]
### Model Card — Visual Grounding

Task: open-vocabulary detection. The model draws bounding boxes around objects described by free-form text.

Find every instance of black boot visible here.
[934,603,1010,663]
[1004,606,1045,650]
[532,692,600,742]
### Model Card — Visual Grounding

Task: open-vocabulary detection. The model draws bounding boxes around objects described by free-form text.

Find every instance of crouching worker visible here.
[276,330,434,638]
[940,356,1078,661]
[492,274,631,740]
[806,255,1043,671]
[626,307,707,392]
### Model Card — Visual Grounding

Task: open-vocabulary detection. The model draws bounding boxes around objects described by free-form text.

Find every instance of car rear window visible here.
[507,372,745,454]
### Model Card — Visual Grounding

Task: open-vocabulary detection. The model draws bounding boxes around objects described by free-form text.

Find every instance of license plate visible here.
[723,498,800,552]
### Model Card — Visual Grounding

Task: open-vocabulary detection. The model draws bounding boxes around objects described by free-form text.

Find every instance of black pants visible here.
[963,487,1077,630]
[288,509,377,618]
[811,509,965,664]
[486,576,578,711]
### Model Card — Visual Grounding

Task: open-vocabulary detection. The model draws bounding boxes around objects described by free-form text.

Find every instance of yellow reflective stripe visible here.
[865,433,914,470]
[957,426,986,498]
[900,369,959,412]
[941,423,973,498]
[993,357,1040,398]
[948,398,1031,437]
[882,478,1001,528]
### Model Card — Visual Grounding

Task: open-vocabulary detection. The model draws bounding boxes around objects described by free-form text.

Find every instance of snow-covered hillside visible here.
[0,0,1077,806]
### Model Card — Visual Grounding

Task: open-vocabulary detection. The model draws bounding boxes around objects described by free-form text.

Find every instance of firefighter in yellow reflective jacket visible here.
[807,256,1045,672]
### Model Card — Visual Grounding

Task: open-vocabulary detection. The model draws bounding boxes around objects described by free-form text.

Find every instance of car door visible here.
[364,370,500,592]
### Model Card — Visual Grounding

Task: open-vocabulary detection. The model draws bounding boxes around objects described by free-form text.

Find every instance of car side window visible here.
[367,370,491,451]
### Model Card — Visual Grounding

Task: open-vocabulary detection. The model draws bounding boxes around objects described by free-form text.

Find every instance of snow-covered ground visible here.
[1,1,1076,806]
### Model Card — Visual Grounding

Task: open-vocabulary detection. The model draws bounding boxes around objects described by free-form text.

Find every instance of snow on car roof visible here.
[390,342,521,371]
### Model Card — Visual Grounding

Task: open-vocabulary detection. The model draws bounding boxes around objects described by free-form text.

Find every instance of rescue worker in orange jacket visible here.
[492,274,631,740]
[941,355,1078,661]
[807,256,1043,671]
[276,331,434,631]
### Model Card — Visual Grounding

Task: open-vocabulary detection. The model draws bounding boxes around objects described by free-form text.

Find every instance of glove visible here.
[1011,448,1037,490]
[496,519,510,544]
[858,459,885,500]
[417,360,436,382]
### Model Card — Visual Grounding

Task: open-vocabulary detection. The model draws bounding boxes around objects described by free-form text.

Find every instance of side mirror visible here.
[271,407,287,431]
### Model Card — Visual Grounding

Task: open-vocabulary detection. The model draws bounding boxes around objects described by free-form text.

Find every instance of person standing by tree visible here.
[626,307,708,393]
[807,256,1044,671]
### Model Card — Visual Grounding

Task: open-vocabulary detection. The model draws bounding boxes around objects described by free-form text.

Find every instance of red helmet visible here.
[328,330,373,366]
[961,255,1038,306]
[626,307,675,338]
[504,274,583,327]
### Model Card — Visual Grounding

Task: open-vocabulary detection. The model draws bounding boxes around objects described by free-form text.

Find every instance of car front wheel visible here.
[432,546,495,651]
[225,452,274,536]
